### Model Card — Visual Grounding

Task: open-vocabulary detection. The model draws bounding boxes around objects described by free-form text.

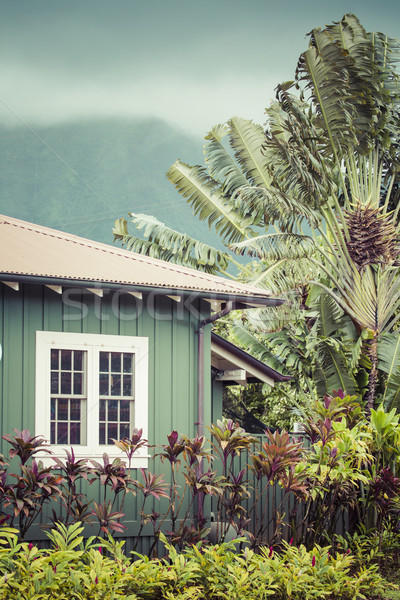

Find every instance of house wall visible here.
[0,282,211,546]
[211,377,224,424]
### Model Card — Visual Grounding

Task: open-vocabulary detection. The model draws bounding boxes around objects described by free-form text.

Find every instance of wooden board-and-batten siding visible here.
[0,282,212,549]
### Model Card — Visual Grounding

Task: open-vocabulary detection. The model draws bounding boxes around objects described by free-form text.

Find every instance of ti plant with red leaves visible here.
[1,430,64,540]
[249,429,305,547]
[183,434,211,467]
[368,467,400,554]
[209,419,256,475]
[155,431,187,537]
[2,429,52,466]
[294,392,372,548]
[112,428,148,469]
[51,448,93,527]
[3,460,64,540]
[132,469,169,551]
[91,500,127,536]
[89,453,135,535]
[207,419,257,543]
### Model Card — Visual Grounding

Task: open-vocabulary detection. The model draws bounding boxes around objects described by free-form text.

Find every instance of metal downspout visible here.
[196,302,233,437]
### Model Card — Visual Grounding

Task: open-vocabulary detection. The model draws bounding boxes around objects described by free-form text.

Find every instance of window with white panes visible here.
[50,349,87,445]
[98,351,134,444]
[36,332,149,466]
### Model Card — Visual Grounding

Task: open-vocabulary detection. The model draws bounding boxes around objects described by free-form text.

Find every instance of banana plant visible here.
[114,15,400,412]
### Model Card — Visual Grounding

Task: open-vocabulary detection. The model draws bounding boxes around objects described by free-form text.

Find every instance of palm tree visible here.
[114,15,400,411]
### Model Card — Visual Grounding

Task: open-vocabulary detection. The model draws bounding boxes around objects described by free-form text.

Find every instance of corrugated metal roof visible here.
[0,215,278,302]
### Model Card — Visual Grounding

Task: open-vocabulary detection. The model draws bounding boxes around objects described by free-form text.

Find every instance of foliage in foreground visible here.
[2,393,400,555]
[0,522,389,600]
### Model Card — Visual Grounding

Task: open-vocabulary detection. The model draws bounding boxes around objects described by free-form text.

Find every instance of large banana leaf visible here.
[228,117,272,188]
[166,161,253,243]
[238,258,314,296]
[377,333,400,410]
[232,186,321,231]
[297,27,358,157]
[203,124,249,197]
[230,322,292,377]
[244,304,304,335]
[113,215,229,273]
[230,233,315,261]
[264,95,335,210]
[307,293,366,397]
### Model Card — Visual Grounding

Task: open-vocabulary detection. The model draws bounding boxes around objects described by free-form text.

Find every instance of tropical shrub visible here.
[0,522,389,600]
[2,396,400,555]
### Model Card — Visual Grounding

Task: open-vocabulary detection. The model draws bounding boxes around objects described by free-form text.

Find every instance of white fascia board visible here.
[211,342,275,387]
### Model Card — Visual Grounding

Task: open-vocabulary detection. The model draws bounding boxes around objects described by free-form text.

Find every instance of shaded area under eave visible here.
[211,332,291,386]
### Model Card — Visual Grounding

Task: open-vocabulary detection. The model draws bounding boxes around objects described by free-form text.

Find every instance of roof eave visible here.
[0,273,285,307]
[211,332,292,383]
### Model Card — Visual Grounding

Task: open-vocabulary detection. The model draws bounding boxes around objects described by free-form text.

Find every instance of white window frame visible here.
[35,331,149,467]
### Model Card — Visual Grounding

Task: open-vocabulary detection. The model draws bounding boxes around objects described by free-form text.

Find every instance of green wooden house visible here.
[0,214,287,545]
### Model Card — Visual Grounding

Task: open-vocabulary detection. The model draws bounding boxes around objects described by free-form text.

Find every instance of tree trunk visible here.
[363,332,378,417]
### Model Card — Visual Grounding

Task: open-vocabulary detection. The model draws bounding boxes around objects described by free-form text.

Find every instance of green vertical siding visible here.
[0,283,212,542]
[0,282,209,464]
[212,379,224,424]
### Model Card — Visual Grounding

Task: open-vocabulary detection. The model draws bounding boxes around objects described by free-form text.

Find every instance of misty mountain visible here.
[0,117,217,247]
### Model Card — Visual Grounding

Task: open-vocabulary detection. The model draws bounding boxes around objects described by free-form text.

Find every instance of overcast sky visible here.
[1,0,400,137]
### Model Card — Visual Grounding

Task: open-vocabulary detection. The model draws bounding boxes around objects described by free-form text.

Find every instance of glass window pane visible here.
[122,375,132,397]
[51,372,59,394]
[74,351,83,371]
[61,350,72,371]
[108,400,118,422]
[61,372,72,394]
[111,352,121,373]
[51,398,56,419]
[58,399,69,421]
[70,400,81,420]
[99,352,109,373]
[51,349,59,370]
[99,400,106,422]
[107,423,118,444]
[99,423,105,445]
[120,400,130,422]
[73,372,83,395]
[70,423,81,445]
[120,423,130,439]
[110,376,121,396]
[123,353,132,373]
[99,374,109,396]
[57,422,68,444]
[50,422,55,444]
[74,373,83,396]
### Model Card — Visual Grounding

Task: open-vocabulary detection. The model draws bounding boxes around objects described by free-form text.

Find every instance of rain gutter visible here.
[196,302,235,438]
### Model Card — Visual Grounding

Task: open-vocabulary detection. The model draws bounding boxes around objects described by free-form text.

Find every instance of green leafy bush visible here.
[0,523,389,600]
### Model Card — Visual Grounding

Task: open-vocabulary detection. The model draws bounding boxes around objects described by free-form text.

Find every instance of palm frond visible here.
[230,233,315,261]
[244,304,304,334]
[228,117,272,188]
[297,25,359,156]
[324,15,384,154]
[230,322,291,376]
[113,215,228,273]
[203,124,249,197]
[263,95,335,208]
[377,333,400,410]
[166,160,253,243]
[310,342,359,398]
[237,258,314,296]
[307,292,362,397]
[232,186,322,230]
